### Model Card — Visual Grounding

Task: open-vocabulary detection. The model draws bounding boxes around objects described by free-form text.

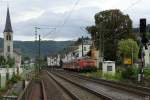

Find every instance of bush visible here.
[10,75,22,84]
[144,68,150,79]
[81,70,123,81]
[121,66,140,80]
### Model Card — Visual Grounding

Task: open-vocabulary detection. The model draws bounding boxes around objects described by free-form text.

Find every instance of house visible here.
[47,54,60,67]
[61,39,92,63]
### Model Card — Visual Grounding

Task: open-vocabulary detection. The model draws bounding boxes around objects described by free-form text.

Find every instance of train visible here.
[63,57,97,71]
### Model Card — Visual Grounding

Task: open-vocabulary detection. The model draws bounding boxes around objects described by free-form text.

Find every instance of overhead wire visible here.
[123,0,143,11]
[44,0,80,38]
[38,0,142,40]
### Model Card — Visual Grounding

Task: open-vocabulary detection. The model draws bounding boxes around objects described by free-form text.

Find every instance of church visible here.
[0,7,21,68]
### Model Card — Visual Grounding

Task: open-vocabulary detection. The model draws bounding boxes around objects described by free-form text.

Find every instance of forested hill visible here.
[0,38,74,57]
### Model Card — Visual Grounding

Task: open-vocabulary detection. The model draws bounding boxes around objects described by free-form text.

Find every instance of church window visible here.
[6,35,9,40]
[6,35,11,40]
[7,46,10,52]
[9,35,11,40]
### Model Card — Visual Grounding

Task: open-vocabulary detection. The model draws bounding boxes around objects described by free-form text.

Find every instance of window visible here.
[6,35,11,40]
[9,35,11,40]
[6,35,9,40]
[84,47,86,51]
[7,46,10,52]
[107,66,112,71]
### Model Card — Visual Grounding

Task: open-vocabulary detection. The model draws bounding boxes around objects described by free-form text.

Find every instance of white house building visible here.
[47,54,60,67]
[62,39,92,63]
[102,61,116,74]
[0,8,21,68]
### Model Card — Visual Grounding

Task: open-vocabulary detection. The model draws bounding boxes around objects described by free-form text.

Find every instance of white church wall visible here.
[1,73,6,88]
[13,53,21,68]
[0,8,22,88]
[0,68,23,88]
[3,32,14,58]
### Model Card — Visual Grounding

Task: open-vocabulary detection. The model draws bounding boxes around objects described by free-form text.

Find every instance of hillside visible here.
[0,38,74,57]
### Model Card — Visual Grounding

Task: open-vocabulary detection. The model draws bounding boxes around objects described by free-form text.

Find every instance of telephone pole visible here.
[34,27,40,74]
[38,35,41,71]
[82,36,84,57]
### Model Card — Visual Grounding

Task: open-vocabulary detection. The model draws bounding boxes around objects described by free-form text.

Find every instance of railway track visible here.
[49,69,150,100]
[47,70,114,100]
[17,80,47,100]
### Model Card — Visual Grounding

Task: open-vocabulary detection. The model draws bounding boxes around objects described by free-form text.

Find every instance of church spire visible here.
[4,7,13,33]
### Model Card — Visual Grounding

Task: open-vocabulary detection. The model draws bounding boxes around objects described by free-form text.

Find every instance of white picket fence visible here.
[0,68,23,88]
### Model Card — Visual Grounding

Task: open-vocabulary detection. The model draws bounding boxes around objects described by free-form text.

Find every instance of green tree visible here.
[86,26,98,48]
[0,56,6,67]
[87,9,132,60]
[118,39,139,62]
[6,56,15,68]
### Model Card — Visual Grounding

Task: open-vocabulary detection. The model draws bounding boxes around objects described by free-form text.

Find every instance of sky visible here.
[0,0,149,41]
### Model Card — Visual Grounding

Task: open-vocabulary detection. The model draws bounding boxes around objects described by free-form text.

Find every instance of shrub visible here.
[121,66,140,80]
[144,68,150,79]
[10,75,22,84]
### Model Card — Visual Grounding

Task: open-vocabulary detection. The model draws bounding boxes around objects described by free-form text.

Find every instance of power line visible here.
[80,26,90,34]
[123,0,143,11]
[33,25,56,39]
[42,28,56,38]
[54,0,80,34]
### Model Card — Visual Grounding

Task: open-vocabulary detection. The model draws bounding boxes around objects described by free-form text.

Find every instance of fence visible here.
[0,68,23,88]
[0,96,17,100]
[17,80,34,100]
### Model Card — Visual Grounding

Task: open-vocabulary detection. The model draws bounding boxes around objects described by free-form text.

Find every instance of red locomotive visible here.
[63,57,97,71]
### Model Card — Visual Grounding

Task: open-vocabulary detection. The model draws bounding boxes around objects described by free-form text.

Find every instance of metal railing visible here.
[0,96,17,100]
[17,80,33,100]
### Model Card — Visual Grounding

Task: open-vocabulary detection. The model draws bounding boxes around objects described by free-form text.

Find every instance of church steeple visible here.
[3,7,13,58]
[4,7,13,33]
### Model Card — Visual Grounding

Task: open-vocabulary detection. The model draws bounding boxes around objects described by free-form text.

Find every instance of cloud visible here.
[0,0,150,41]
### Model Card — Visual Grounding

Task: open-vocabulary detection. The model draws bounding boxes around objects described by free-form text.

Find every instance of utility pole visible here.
[82,36,84,57]
[132,43,133,65]
[99,25,103,62]
[34,27,40,75]
[38,35,41,72]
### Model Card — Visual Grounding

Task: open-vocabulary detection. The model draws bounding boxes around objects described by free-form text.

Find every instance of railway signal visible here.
[138,18,148,83]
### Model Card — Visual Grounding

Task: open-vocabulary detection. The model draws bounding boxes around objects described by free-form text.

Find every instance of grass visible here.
[12,91,19,96]
[144,68,150,79]
[81,70,123,81]
[81,67,150,87]
[0,87,8,96]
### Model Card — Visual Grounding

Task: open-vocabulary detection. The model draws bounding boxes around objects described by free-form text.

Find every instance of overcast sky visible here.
[0,0,149,41]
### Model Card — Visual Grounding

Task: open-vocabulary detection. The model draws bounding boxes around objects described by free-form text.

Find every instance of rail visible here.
[41,80,47,100]
[17,80,34,100]
[51,69,150,100]
[56,70,150,96]
[47,71,113,100]
[17,79,47,100]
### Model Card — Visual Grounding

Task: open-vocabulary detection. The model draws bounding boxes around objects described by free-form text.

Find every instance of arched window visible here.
[6,35,11,40]
[6,35,9,40]
[9,35,11,40]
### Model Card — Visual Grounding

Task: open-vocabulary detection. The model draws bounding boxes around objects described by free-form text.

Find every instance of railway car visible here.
[63,57,97,72]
